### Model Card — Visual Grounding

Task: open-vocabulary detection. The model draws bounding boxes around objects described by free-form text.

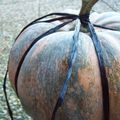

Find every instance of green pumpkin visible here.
[8,0,120,120]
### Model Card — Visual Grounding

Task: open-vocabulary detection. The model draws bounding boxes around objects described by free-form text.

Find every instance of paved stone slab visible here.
[0,1,39,23]
[93,0,120,12]
[39,0,82,16]
[0,0,35,5]
[38,0,120,16]
[0,22,4,57]
[2,20,29,40]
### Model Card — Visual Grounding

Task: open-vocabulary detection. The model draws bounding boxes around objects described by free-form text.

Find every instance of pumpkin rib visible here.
[88,22,110,120]
[12,20,73,95]
[17,31,103,120]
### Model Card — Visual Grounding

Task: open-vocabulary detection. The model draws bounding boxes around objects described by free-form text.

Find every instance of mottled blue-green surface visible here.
[0,0,120,119]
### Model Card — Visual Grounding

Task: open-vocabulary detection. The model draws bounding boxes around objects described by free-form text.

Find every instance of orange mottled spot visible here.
[78,67,93,91]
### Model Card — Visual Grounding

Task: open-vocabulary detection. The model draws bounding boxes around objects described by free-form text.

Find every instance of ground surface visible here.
[0,0,120,119]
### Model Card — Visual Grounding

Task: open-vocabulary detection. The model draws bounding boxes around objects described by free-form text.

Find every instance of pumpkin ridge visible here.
[13,21,73,95]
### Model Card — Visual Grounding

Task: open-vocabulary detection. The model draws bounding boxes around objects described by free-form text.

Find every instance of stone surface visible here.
[0,1,39,23]
[93,0,120,12]
[0,0,35,5]
[39,0,82,16]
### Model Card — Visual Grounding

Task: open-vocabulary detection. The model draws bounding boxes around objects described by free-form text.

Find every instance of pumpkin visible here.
[8,0,120,120]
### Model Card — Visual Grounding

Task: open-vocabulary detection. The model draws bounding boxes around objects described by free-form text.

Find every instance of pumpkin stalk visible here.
[80,0,99,32]
[80,0,99,15]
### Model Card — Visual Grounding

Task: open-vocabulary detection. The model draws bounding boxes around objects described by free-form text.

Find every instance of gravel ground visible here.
[0,0,120,119]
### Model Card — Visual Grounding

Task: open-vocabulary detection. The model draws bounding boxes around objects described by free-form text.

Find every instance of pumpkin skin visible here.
[8,21,70,90]
[8,12,120,120]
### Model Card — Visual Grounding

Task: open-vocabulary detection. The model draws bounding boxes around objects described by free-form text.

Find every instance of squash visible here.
[8,0,120,120]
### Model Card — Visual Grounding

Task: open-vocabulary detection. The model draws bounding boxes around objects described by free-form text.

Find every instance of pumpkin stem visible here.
[79,0,99,32]
[80,0,99,15]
